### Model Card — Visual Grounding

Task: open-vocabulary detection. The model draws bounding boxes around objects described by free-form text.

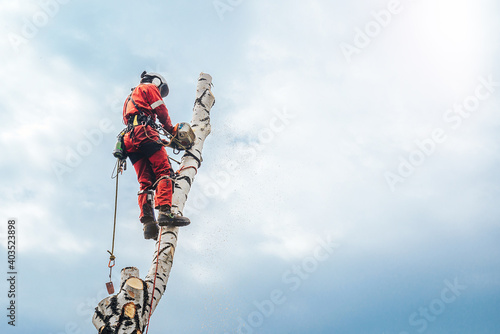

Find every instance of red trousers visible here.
[123,125,173,222]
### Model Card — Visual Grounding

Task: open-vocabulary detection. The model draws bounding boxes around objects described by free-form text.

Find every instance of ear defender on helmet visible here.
[140,71,170,98]
[158,82,169,98]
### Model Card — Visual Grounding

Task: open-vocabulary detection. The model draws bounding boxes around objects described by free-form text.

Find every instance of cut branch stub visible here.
[93,268,148,334]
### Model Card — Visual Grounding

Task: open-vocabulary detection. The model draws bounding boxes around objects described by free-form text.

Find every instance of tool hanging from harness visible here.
[112,128,128,160]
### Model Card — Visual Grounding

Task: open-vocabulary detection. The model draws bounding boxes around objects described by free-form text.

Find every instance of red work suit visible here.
[122,83,175,223]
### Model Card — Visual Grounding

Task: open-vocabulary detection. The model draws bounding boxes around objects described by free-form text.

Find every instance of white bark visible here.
[93,73,215,333]
[92,268,147,334]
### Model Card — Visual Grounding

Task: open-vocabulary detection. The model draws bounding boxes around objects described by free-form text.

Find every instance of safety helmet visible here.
[140,71,170,98]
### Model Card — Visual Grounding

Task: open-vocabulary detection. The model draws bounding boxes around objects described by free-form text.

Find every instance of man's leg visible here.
[148,147,190,227]
[130,155,156,223]
[147,147,173,209]
[124,128,160,239]
[128,152,159,240]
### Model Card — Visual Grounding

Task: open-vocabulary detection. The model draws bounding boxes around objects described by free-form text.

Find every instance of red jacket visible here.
[122,83,174,133]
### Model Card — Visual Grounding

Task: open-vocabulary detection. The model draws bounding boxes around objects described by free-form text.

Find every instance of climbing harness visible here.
[106,158,127,294]
[125,88,159,128]
[125,89,194,150]
[144,228,162,334]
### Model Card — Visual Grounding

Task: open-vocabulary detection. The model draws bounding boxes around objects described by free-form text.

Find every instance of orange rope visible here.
[177,165,198,175]
[144,227,162,334]
[143,124,166,146]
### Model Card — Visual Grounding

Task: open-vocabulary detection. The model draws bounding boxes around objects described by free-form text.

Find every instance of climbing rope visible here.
[144,228,163,334]
[169,155,181,165]
[106,159,126,294]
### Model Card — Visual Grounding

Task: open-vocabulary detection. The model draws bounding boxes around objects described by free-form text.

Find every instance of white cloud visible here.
[1,1,499,332]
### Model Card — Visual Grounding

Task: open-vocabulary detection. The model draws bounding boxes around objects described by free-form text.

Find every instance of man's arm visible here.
[145,85,174,133]
[155,104,174,134]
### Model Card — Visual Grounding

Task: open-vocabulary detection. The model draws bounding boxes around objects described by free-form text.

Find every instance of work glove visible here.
[172,123,179,136]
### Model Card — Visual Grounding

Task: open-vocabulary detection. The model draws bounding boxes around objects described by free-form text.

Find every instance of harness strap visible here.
[127,88,150,114]
[151,174,174,190]
[126,89,158,129]
[138,188,155,195]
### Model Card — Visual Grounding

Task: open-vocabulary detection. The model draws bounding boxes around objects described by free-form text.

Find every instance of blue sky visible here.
[1,0,499,333]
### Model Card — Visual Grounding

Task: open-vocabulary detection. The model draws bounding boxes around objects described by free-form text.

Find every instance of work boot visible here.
[157,205,191,227]
[143,221,159,240]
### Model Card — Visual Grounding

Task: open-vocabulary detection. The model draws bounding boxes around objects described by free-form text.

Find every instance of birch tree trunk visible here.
[93,73,215,334]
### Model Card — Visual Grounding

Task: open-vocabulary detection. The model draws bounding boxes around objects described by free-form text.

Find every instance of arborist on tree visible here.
[122,71,190,240]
